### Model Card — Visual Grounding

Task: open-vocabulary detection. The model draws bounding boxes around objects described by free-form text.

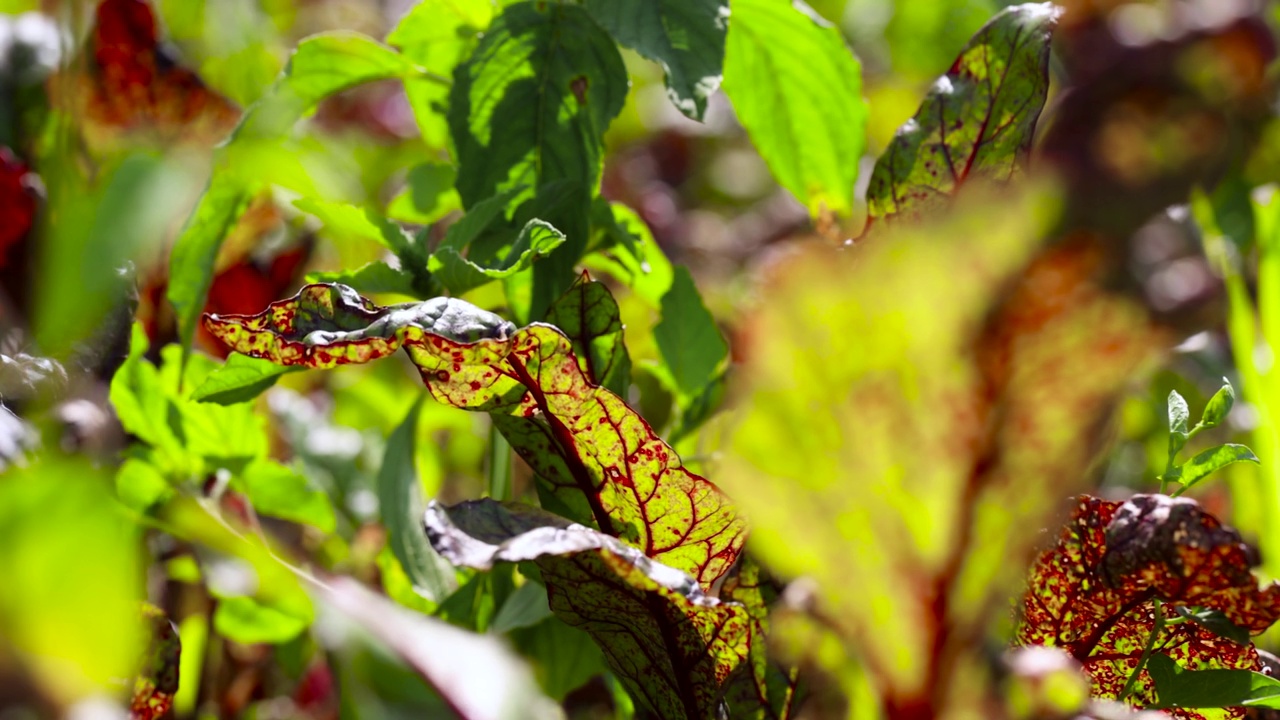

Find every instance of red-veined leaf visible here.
[131,605,180,720]
[545,272,631,397]
[424,498,750,720]
[1016,494,1280,717]
[202,283,746,588]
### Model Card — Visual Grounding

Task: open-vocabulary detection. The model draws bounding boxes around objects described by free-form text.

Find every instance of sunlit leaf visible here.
[1016,495,1280,715]
[236,459,335,533]
[1201,382,1237,430]
[425,499,751,719]
[168,177,254,352]
[1170,390,1192,459]
[720,559,799,720]
[584,0,728,120]
[204,284,746,588]
[115,456,173,511]
[584,199,674,309]
[378,399,456,605]
[387,0,494,152]
[213,595,310,645]
[864,3,1059,225]
[191,353,298,406]
[387,163,463,224]
[722,0,866,215]
[308,261,418,297]
[545,273,631,396]
[429,219,567,295]
[1164,445,1261,489]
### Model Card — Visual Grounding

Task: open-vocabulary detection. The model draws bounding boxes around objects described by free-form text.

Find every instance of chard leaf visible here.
[429,219,567,295]
[1016,495,1280,711]
[1164,444,1261,489]
[133,606,181,720]
[864,3,1059,224]
[722,0,866,216]
[203,284,745,588]
[546,273,631,397]
[425,499,751,720]
[191,354,298,406]
[584,0,728,120]
[720,559,799,720]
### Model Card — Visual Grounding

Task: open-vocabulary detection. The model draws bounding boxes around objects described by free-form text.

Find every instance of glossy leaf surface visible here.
[864,3,1059,224]
[203,284,746,588]
[425,499,750,719]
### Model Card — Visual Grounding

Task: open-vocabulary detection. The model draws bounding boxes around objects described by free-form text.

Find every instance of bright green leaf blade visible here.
[425,499,752,719]
[864,3,1059,224]
[1148,654,1280,709]
[387,0,494,151]
[379,398,457,604]
[584,200,674,309]
[308,261,419,297]
[203,285,746,589]
[1201,380,1236,430]
[167,177,253,351]
[545,274,632,396]
[213,596,310,645]
[722,0,866,215]
[721,559,799,720]
[293,197,415,257]
[387,163,463,224]
[237,459,336,533]
[0,459,146,703]
[430,219,568,295]
[1165,444,1261,488]
[115,457,173,512]
[1169,389,1191,460]
[583,0,728,120]
[654,267,728,399]
[191,354,298,405]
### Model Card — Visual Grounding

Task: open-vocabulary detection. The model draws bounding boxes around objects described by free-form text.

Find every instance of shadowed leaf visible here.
[584,0,728,120]
[131,606,180,720]
[1148,654,1280,711]
[429,219,567,295]
[203,284,745,588]
[425,499,751,719]
[864,3,1060,225]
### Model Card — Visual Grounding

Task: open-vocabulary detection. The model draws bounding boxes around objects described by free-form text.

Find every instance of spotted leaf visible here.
[203,284,745,589]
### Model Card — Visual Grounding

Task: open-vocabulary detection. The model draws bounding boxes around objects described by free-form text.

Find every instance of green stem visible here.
[1117,598,1165,703]
[486,423,512,501]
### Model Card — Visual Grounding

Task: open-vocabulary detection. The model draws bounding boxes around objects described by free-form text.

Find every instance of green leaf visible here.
[387,0,494,151]
[115,457,173,512]
[722,0,866,215]
[167,178,253,352]
[1169,389,1191,460]
[430,219,568,295]
[379,399,457,604]
[203,284,746,589]
[545,274,632,396]
[191,354,298,406]
[584,0,728,120]
[1164,444,1261,489]
[490,581,553,634]
[425,499,751,719]
[584,200,674,309]
[213,595,310,645]
[236,459,336,533]
[134,606,181,720]
[437,187,526,254]
[1172,606,1252,647]
[308,261,419,297]
[293,197,415,257]
[509,615,607,701]
[1148,653,1280,709]
[1200,380,1236,430]
[654,267,728,399]
[721,559,799,720]
[449,2,627,313]
[387,163,463,224]
[863,3,1060,224]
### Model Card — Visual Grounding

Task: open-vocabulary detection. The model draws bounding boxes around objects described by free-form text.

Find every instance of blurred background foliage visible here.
[1,0,1279,718]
